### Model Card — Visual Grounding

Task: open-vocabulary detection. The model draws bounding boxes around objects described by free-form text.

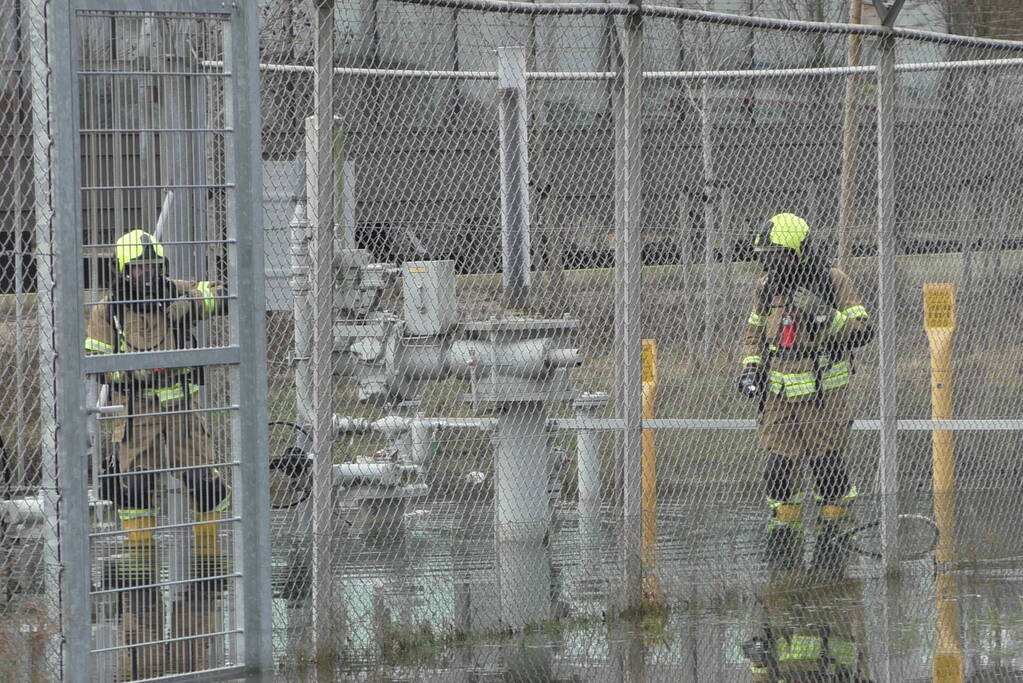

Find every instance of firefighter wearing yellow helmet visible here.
[84,229,230,585]
[737,214,874,572]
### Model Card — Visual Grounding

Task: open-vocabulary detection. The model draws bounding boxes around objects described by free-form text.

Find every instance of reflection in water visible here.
[265,496,1023,682]
[743,527,871,682]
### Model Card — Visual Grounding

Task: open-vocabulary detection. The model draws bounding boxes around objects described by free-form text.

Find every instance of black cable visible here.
[830,514,940,561]
[267,421,312,509]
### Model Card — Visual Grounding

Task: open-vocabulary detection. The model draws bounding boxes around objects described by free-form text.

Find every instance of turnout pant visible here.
[758,388,854,508]
[108,401,230,519]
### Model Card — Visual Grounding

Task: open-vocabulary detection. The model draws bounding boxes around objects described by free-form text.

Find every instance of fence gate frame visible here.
[43,0,271,679]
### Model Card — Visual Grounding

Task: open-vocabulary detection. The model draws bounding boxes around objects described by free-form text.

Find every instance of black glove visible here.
[737,368,762,398]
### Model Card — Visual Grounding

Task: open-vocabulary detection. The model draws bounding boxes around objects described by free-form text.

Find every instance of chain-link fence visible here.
[255,1,1023,680]
[1,1,59,679]
[7,0,1023,680]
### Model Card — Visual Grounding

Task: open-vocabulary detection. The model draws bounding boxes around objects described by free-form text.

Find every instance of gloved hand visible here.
[791,286,835,328]
[737,368,762,398]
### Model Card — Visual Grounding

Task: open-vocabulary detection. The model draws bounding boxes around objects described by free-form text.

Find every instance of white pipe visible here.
[573,394,608,521]
[547,347,582,369]
[407,419,433,465]
[494,403,550,545]
[0,496,44,525]
[153,190,174,241]
[493,401,552,628]
[290,200,313,427]
[332,414,499,436]
[332,415,372,434]
[332,462,416,486]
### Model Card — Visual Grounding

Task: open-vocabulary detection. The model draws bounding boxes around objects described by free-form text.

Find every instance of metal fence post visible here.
[33,2,91,680]
[876,33,899,576]
[613,3,644,611]
[228,1,275,671]
[312,0,339,659]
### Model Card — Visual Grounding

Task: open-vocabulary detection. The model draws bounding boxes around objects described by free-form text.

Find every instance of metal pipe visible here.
[225,1,276,668]
[334,414,1023,433]
[876,34,899,576]
[332,462,416,485]
[153,190,175,241]
[13,106,25,488]
[573,394,608,523]
[206,57,1023,81]
[613,1,645,613]
[700,22,716,359]
[837,0,864,273]
[390,0,1023,49]
[493,402,552,627]
[497,46,531,312]
[86,382,101,495]
[165,474,190,607]
[574,394,607,585]
[494,404,550,543]
[290,200,313,427]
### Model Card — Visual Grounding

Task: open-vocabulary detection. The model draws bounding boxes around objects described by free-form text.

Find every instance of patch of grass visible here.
[370,597,682,668]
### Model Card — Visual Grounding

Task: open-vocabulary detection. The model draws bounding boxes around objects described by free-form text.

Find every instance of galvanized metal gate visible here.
[46,1,271,680]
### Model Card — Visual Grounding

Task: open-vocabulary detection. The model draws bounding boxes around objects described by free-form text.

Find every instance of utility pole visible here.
[837,0,863,273]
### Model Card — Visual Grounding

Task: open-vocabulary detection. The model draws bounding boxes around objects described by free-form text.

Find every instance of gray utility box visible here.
[402,261,458,337]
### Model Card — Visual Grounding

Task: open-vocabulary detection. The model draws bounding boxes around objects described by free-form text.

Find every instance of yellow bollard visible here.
[923,282,963,683]
[641,339,661,606]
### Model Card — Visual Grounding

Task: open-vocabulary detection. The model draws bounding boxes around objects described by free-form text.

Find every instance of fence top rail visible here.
[215,56,1023,81]
[390,0,1023,52]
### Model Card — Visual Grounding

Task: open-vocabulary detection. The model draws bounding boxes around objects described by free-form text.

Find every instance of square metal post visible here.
[35,2,92,680]
[225,1,275,672]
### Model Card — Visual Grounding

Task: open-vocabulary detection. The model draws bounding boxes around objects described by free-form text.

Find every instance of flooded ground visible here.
[264,490,1023,682]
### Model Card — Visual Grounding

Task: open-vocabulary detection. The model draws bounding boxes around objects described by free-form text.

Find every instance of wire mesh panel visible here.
[75,9,240,681]
[41,2,271,680]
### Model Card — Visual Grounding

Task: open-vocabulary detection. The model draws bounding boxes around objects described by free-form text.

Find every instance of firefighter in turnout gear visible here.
[84,229,230,585]
[737,214,874,573]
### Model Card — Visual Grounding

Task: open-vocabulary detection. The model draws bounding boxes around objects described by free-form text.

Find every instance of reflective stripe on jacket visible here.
[739,267,873,400]
[83,279,225,404]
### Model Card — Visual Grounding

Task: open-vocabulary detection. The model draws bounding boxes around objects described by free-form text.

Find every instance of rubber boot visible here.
[765,498,804,573]
[112,514,159,587]
[812,487,857,579]
[191,510,228,583]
